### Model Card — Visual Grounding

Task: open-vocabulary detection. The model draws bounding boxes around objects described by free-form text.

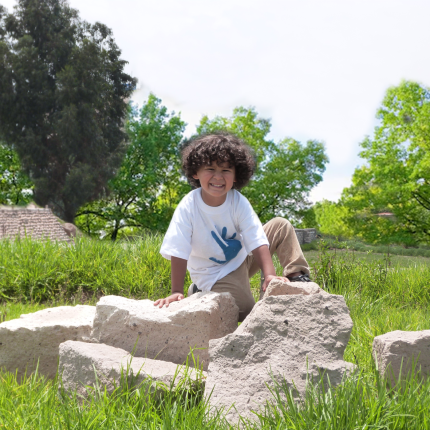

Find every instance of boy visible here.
[154,133,311,321]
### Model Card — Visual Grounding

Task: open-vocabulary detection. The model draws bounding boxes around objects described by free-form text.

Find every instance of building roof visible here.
[0,205,71,242]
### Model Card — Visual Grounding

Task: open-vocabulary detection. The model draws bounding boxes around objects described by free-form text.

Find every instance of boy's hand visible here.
[261,275,289,292]
[154,292,184,308]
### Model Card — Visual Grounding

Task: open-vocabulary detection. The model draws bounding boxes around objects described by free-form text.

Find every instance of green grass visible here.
[1,237,430,428]
[0,235,190,302]
[1,352,430,429]
[304,248,430,267]
[302,236,430,258]
[0,362,228,429]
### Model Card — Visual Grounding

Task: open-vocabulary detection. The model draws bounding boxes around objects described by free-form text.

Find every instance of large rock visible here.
[262,278,328,299]
[90,292,239,370]
[373,330,430,383]
[205,293,354,424]
[59,341,206,397]
[0,305,95,379]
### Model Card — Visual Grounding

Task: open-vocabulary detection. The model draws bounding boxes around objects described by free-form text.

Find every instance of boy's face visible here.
[193,161,236,207]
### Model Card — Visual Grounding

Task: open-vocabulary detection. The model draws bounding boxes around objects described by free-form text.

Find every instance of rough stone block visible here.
[294,229,304,244]
[59,341,206,397]
[90,292,239,370]
[373,330,430,383]
[303,228,317,243]
[205,293,354,424]
[0,305,96,379]
[263,278,328,299]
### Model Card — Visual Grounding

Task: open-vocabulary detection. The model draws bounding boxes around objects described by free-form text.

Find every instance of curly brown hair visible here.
[181,132,256,190]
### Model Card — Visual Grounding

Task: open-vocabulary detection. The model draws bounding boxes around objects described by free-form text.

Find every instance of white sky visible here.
[3,0,430,202]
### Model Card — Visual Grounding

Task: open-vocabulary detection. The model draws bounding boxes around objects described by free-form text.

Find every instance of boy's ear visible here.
[192,174,198,180]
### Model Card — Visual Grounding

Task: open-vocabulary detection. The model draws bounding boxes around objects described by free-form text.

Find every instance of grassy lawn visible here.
[304,248,430,268]
[1,238,430,428]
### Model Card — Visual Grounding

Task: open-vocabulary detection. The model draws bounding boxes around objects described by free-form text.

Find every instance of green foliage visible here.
[75,95,187,239]
[341,81,430,244]
[313,199,353,238]
[0,235,191,302]
[309,242,430,308]
[0,142,33,205]
[0,0,136,222]
[294,207,318,229]
[197,107,329,224]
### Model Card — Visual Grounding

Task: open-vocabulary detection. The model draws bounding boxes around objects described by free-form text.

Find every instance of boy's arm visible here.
[252,244,286,292]
[154,256,187,308]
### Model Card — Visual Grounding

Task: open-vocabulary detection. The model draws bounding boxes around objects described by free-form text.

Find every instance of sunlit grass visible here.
[1,237,430,427]
[0,235,191,302]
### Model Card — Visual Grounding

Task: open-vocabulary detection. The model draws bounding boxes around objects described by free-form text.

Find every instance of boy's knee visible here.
[271,217,293,230]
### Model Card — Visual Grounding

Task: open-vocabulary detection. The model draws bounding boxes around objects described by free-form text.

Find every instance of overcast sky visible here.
[3,0,430,202]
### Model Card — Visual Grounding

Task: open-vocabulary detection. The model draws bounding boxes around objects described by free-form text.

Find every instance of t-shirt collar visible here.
[195,188,232,214]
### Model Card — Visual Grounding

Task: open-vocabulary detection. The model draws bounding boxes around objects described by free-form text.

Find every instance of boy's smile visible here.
[193,161,236,206]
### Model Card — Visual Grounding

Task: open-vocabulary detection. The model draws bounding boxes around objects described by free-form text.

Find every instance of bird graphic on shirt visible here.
[209,227,242,264]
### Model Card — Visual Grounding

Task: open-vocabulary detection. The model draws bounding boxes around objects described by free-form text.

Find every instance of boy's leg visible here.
[246,217,310,278]
[210,260,255,322]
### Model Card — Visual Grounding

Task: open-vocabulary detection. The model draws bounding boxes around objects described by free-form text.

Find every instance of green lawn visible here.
[1,239,430,428]
[304,248,430,268]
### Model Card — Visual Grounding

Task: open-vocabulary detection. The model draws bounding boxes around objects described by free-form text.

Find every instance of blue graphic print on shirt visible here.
[209,227,242,264]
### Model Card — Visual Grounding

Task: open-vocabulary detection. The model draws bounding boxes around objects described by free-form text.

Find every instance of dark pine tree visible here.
[0,0,137,221]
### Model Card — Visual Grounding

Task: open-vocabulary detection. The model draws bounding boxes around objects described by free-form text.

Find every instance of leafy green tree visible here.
[313,199,353,238]
[75,95,187,240]
[294,207,318,229]
[197,107,329,224]
[341,81,430,244]
[0,0,136,222]
[0,142,33,205]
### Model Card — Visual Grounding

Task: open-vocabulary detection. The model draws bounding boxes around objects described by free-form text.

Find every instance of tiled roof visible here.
[0,206,71,242]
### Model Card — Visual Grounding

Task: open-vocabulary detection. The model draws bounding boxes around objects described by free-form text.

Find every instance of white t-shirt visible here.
[160,188,269,291]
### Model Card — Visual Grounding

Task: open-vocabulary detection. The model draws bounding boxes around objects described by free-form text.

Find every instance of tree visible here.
[0,0,136,222]
[197,107,329,224]
[75,95,187,240]
[0,142,33,205]
[313,199,352,238]
[341,81,430,244]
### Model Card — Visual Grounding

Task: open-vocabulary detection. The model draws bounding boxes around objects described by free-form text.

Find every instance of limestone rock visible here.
[373,330,430,383]
[0,305,96,379]
[59,341,206,397]
[90,292,239,370]
[263,278,327,299]
[205,294,354,424]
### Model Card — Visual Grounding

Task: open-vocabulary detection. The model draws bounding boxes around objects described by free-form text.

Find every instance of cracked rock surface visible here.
[0,305,96,379]
[205,293,354,424]
[373,330,430,383]
[59,340,206,397]
[90,292,239,370]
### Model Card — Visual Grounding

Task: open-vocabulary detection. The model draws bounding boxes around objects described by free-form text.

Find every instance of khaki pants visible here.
[188,217,310,322]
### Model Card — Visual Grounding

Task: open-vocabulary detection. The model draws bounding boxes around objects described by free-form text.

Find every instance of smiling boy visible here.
[154,132,311,321]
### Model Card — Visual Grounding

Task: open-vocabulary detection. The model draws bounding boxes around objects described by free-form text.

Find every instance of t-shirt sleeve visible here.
[160,200,193,261]
[236,193,269,253]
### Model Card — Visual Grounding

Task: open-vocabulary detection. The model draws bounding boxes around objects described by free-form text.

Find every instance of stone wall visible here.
[294,228,317,244]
